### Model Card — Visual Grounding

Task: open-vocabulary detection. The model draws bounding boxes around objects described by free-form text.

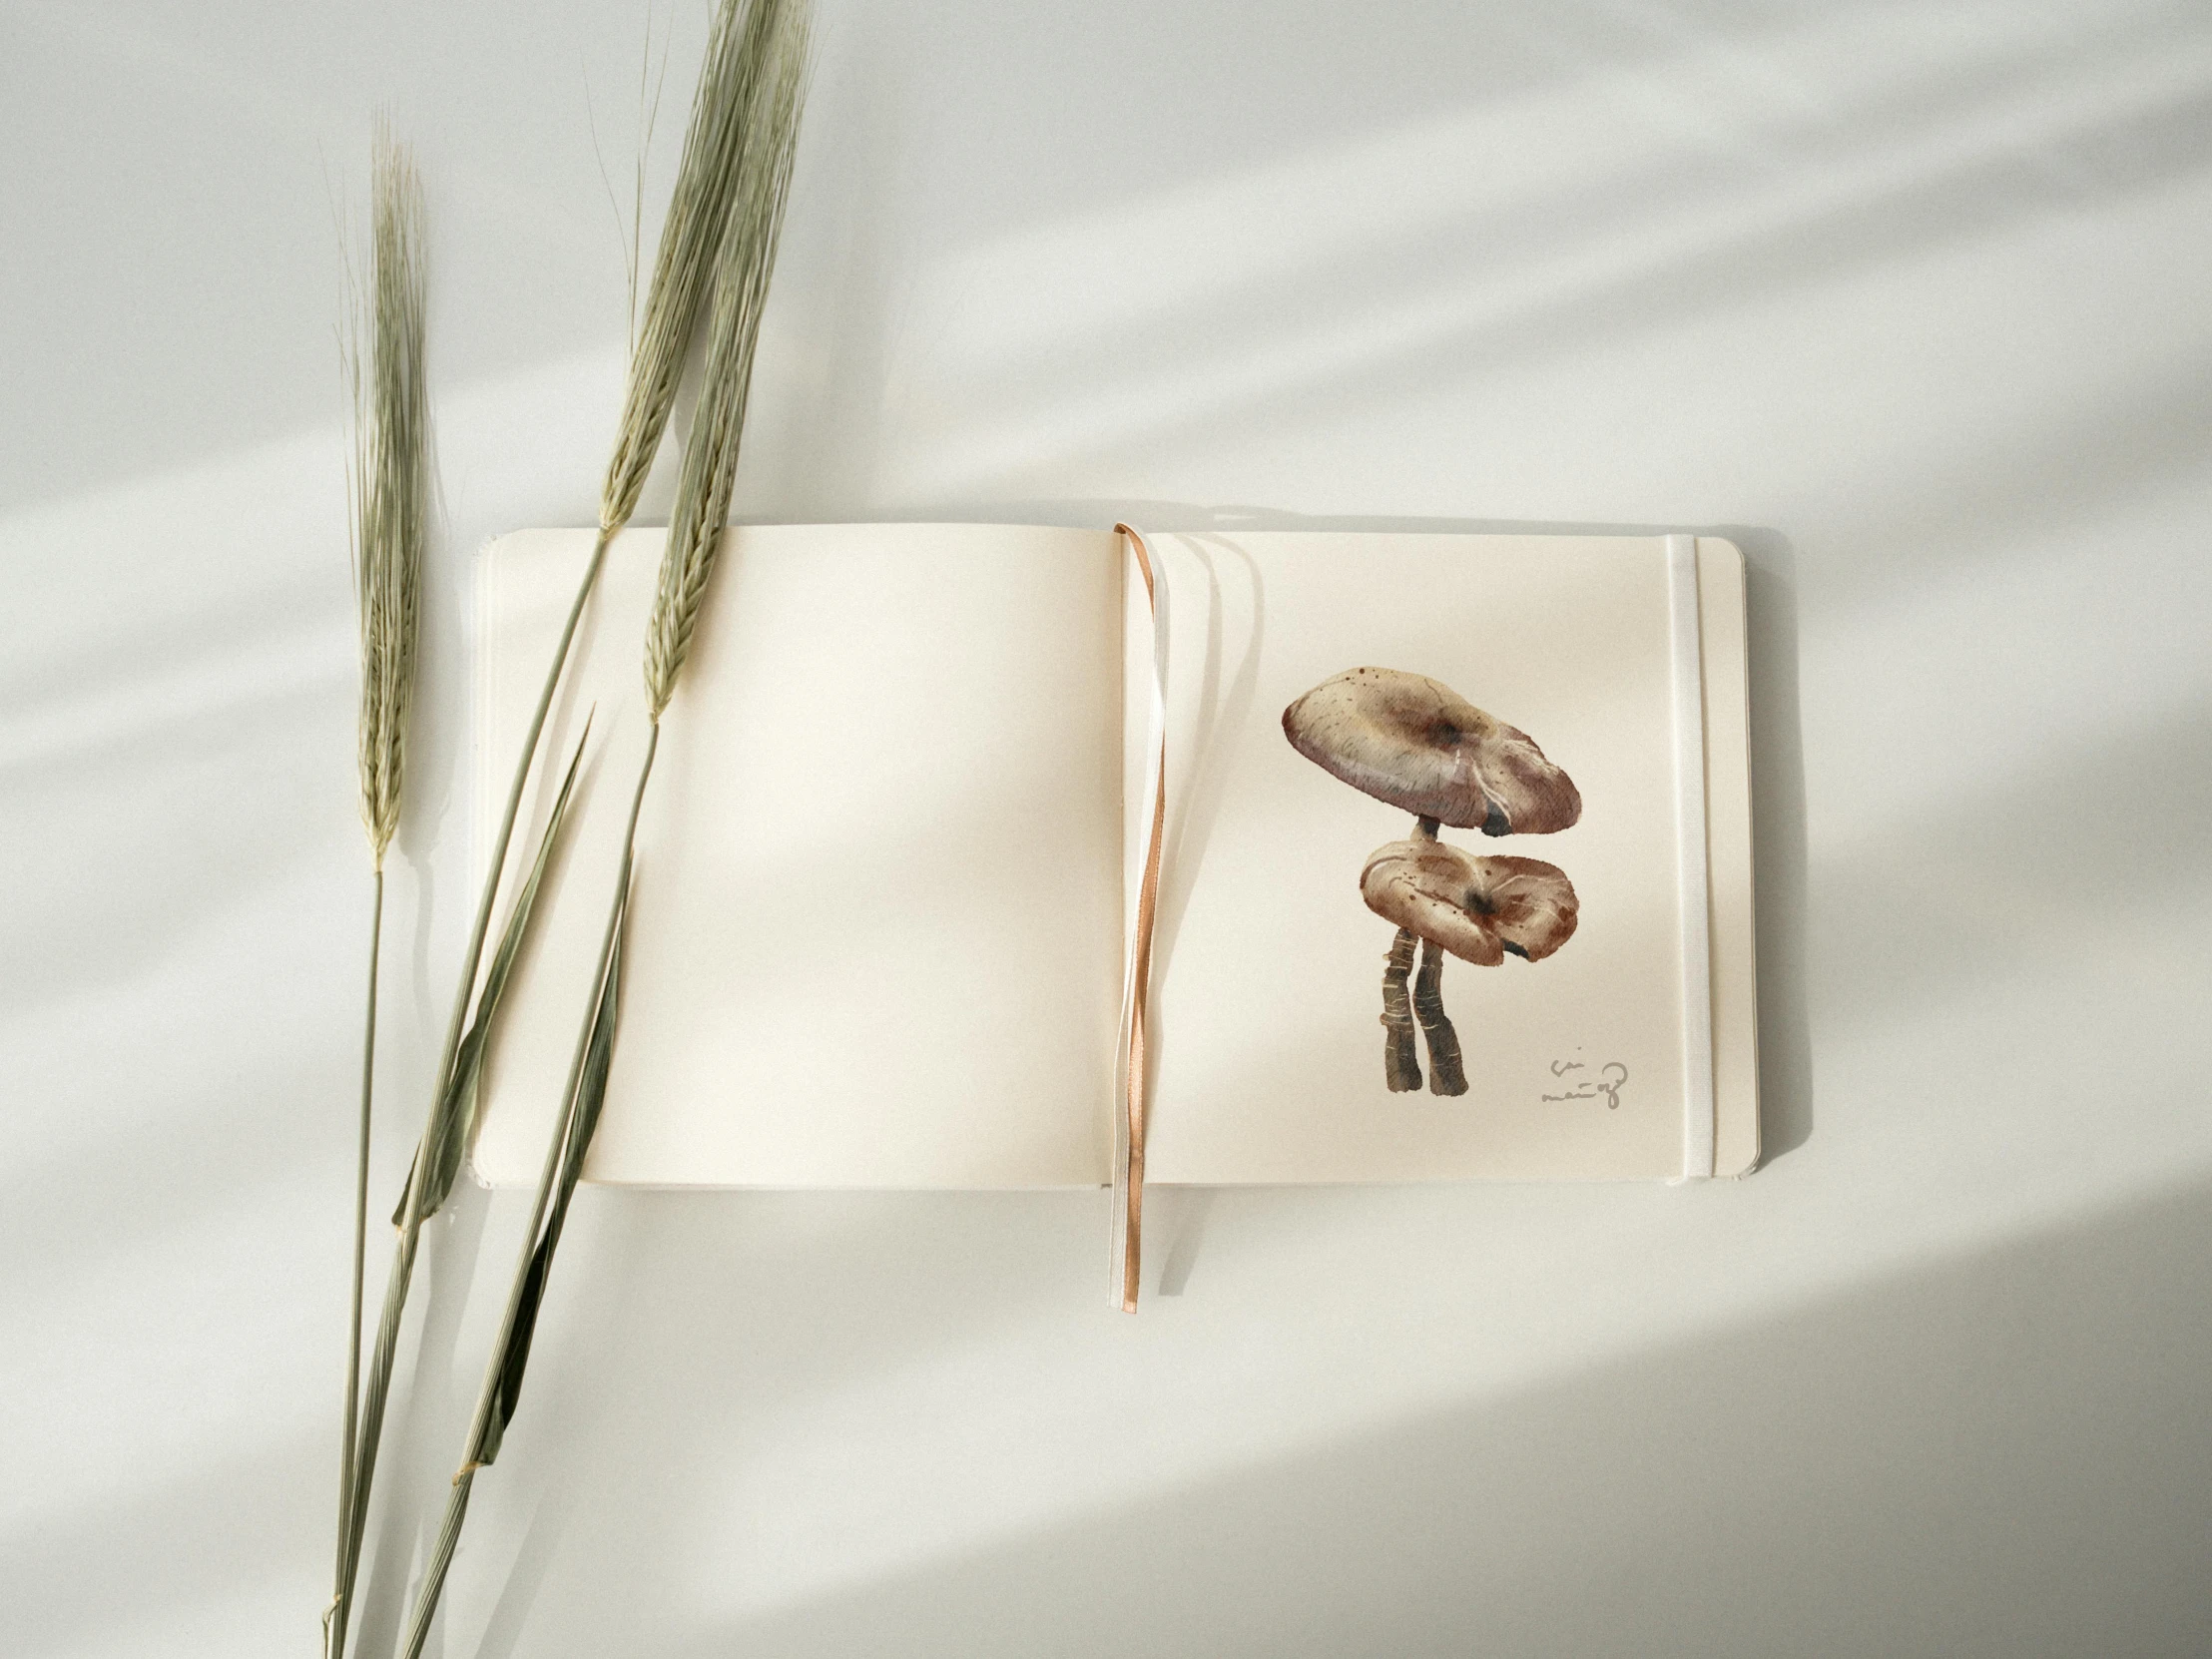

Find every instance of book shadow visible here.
[1155,1186,1217,1298]
[373,1173,2212,1658]
[656,1173,2212,1659]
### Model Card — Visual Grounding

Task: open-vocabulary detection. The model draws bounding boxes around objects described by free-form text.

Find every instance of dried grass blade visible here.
[480,885,627,1467]
[405,716,594,1223]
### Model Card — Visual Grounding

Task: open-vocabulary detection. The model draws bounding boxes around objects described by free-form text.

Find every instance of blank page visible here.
[470,524,1124,1189]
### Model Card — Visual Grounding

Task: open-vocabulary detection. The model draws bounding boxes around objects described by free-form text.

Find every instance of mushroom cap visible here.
[1282,667,1580,834]
[1360,838,1579,966]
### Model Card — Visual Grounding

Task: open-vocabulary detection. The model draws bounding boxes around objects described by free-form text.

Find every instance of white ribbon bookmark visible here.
[1665,534,1716,1182]
[1111,524,1169,1312]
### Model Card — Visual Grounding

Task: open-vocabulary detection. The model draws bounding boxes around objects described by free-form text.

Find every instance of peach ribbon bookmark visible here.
[1111,524,1168,1313]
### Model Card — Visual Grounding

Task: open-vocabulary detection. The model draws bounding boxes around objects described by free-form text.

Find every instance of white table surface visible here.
[4,2,2210,1655]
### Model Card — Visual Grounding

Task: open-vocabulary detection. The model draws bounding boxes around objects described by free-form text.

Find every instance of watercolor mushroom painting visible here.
[1283,667,1581,1096]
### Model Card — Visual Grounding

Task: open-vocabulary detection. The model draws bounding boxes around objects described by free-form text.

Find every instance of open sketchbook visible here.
[470,525,1757,1191]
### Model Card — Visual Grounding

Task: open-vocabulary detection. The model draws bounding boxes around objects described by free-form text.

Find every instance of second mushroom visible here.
[1283,667,1581,1096]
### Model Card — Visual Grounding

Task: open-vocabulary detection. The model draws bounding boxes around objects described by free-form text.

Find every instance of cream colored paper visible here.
[470,524,1124,1189]
[1130,531,1757,1184]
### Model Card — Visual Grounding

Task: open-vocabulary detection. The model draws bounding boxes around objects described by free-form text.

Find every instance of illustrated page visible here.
[1133,530,1755,1184]
[472,523,1125,1188]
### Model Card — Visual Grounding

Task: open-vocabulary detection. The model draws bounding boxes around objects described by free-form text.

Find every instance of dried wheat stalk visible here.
[329,6,801,1653]
[393,9,810,1653]
[323,120,424,1659]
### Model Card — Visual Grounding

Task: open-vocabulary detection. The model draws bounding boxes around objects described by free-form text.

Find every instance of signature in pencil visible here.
[1541,1058,1628,1110]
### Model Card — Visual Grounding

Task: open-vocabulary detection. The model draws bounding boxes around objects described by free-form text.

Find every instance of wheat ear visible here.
[601,0,794,533]
[350,131,427,871]
[644,0,808,719]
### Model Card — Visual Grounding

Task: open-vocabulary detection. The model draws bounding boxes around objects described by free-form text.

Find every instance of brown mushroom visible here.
[1282,666,1580,836]
[1284,665,1581,1095]
[1360,835,1578,1094]
[1361,838,1580,965]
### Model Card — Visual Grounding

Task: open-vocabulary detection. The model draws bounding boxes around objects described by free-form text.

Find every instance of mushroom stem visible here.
[1413,815,1440,841]
[1381,927,1422,1092]
[1411,936,1468,1096]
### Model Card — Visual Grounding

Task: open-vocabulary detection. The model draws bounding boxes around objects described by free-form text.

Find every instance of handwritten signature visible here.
[1541,1058,1628,1110]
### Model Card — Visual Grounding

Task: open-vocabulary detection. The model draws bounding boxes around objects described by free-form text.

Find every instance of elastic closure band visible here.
[1666,534,1716,1182]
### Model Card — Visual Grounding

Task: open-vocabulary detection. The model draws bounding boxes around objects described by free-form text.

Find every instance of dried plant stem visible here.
[333,868,380,1595]
[396,727,657,1659]
[1412,937,1467,1096]
[1382,927,1422,1092]
[329,529,608,1659]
